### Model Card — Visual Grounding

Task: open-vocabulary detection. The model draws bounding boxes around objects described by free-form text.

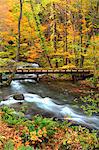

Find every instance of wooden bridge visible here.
[0,68,93,84]
[1,68,93,74]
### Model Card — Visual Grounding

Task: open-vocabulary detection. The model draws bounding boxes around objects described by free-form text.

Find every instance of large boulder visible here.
[13,94,24,100]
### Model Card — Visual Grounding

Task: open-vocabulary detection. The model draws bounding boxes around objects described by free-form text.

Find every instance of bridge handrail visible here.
[0,68,94,74]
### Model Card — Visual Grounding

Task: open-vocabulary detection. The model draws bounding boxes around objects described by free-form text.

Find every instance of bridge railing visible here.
[0,67,93,74]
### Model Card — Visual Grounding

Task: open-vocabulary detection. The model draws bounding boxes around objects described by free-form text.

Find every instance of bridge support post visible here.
[0,73,2,83]
[72,75,77,83]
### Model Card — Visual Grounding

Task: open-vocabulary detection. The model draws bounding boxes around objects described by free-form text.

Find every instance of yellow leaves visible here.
[0,111,4,117]
[49,52,69,57]
[42,0,60,6]
[25,141,30,146]
[81,19,86,24]
[22,126,29,135]
[30,127,47,144]
[41,25,47,32]
[37,129,43,137]
[20,43,28,47]
[61,64,76,69]
[81,53,87,57]
[27,47,40,62]
[30,131,39,142]
[37,127,47,138]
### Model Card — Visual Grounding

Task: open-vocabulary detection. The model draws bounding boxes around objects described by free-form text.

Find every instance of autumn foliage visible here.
[0,107,99,150]
[0,0,98,72]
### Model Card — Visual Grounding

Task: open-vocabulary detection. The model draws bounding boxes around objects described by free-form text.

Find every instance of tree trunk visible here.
[51,2,58,68]
[53,3,57,53]
[79,0,83,68]
[16,0,23,62]
[64,0,68,65]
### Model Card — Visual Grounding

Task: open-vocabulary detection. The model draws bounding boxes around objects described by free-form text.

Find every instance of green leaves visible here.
[1,106,26,125]
[4,140,14,150]
[18,146,34,150]
[80,94,99,116]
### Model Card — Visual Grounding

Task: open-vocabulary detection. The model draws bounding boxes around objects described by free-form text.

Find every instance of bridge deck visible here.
[1,68,93,74]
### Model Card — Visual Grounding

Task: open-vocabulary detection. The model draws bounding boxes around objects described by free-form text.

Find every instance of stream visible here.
[0,79,99,129]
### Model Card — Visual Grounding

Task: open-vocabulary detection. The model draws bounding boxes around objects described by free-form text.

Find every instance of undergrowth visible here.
[0,106,99,150]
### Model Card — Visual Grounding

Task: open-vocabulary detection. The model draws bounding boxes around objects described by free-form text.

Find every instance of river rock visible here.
[13,94,25,100]
[0,96,3,102]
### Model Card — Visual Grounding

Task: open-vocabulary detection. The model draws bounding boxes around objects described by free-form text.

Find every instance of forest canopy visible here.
[0,0,99,72]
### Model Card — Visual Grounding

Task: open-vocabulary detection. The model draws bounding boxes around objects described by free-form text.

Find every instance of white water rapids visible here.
[0,93,99,129]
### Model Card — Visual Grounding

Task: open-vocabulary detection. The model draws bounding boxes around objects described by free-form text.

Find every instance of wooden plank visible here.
[35,70,41,72]
[66,70,71,73]
[17,69,23,73]
[60,70,66,73]
[78,70,84,73]
[29,69,35,72]
[48,70,54,72]
[42,70,46,72]
[71,70,77,73]
[85,70,90,73]
[23,69,29,72]
[54,70,60,72]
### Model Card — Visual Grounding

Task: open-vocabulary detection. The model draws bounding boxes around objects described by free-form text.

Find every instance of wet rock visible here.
[0,96,3,102]
[13,94,24,100]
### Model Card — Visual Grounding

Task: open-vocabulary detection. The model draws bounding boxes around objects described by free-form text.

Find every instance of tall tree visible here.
[64,0,68,65]
[16,0,23,62]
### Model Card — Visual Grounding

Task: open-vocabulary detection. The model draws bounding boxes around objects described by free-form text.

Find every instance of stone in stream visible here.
[13,94,25,100]
[0,96,3,102]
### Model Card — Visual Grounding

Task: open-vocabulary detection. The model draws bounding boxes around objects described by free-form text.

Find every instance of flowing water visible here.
[0,79,99,129]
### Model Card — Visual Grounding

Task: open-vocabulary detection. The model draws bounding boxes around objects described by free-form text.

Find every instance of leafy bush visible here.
[1,106,26,125]
[80,94,99,116]
[18,145,34,150]
[4,140,14,150]
[86,77,98,87]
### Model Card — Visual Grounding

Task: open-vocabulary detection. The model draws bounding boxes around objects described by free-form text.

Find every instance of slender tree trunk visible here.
[92,29,97,76]
[79,0,84,68]
[53,3,58,68]
[64,0,68,65]
[53,3,57,53]
[16,0,23,62]
[51,2,58,67]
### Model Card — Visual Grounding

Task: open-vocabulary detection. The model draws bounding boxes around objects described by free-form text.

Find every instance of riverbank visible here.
[40,75,98,97]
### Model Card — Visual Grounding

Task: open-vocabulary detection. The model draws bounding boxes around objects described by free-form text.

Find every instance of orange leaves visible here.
[37,129,43,137]
[30,131,39,143]
[0,121,22,149]
[29,127,47,144]
[42,127,47,137]
[41,25,47,32]
[27,44,43,62]
[28,51,39,62]
[14,135,22,150]
[25,141,30,146]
